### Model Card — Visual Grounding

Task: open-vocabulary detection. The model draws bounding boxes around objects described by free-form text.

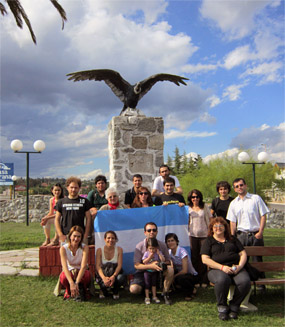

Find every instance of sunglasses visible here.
[234,184,244,188]
[146,229,157,233]
[139,192,148,195]
[191,196,199,199]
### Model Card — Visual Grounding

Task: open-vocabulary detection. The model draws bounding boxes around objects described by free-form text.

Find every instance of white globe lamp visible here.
[10,139,23,152]
[33,140,46,152]
[238,151,250,163]
[257,152,269,163]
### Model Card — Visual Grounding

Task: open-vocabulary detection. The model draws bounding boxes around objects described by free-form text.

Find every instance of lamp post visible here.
[12,175,17,199]
[238,151,269,194]
[10,139,46,226]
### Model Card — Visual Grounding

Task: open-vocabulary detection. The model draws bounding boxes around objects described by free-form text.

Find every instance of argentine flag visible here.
[95,205,190,274]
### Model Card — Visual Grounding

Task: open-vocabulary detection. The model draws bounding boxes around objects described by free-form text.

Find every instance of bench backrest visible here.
[245,246,285,257]
[245,246,285,273]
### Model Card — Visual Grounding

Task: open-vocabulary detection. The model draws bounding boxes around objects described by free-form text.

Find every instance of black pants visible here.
[208,269,251,313]
[97,273,126,295]
[174,273,199,297]
[189,236,208,284]
[237,231,265,278]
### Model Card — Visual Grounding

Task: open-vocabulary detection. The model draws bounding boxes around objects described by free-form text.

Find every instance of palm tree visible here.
[0,0,67,44]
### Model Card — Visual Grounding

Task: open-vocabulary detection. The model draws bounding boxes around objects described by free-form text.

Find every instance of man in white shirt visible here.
[151,164,183,197]
[227,178,270,286]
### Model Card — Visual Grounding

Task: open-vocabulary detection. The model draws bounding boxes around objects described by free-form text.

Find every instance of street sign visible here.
[0,163,14,185]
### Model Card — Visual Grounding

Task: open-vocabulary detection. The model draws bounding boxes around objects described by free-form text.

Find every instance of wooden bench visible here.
[245,246,285,294]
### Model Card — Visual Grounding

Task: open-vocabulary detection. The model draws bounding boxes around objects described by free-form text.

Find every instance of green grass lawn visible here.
[0,224,284,326]
[0,222,55,250]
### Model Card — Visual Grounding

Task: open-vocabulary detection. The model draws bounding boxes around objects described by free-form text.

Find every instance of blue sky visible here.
[1,0,284,179]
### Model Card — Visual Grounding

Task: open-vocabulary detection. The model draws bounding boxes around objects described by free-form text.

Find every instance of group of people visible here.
[40,165,270,321]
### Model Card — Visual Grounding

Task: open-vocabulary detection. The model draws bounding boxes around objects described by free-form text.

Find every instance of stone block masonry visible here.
[108,115,164,201]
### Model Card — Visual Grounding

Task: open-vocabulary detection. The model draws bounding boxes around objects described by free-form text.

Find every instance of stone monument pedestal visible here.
[108,112,164,200]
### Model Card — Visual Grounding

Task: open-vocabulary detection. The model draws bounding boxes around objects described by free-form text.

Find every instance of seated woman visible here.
[131,186,154,208]
[99,188,128,210]
[96,230,126,299]
[59,225,91,301]
[201,217,251,321]
[165,233,198,301]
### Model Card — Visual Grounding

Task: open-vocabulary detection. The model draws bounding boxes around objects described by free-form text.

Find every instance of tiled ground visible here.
[0,247,39,276]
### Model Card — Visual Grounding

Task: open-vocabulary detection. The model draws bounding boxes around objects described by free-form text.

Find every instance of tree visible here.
[166,154,173,171]
[0,0,67,44]
[180,156,277,202]
[181,151,188,175]
[173,146,181,175]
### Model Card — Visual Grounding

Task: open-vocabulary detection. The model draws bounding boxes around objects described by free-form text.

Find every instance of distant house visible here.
[274,163,285,180]
[41,183,49,187]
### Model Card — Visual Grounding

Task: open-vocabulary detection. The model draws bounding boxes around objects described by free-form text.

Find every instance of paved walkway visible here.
[0,247,39,276]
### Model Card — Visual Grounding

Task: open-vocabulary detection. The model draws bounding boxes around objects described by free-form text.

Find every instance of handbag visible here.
[245,262,261,281]
[101,262,118,277]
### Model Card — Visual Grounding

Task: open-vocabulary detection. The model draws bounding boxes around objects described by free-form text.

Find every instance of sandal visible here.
[41,239,50,246]
[47,238,59,246]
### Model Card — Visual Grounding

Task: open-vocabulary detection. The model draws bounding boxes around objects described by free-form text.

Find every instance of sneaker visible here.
[229,311,238,319]
[113,294,119,300]
[145,297,151,305]
[218,312,229,321]
[152,297,160,304]
[164,294,172,305]
[201,283,208,288]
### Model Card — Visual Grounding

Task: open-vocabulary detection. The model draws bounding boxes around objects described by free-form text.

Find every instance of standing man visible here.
[130,222,174,305]
[151,164,183,197]
[87,175,108,216]
[124,174,143,208]
[155,177,185,206]
[55,176,92,245]
[87,175,108,243]
[227,178,269,288]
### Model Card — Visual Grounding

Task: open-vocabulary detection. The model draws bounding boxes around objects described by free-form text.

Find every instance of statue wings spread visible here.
[67,69,189,115]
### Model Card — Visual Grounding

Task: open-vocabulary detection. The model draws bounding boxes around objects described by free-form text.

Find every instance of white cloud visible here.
[200,0,276,40]
[78,169,103,181]
[165,129,217,140]
[182,63,217,74]
[241,61,283,84]
[207,95,221,108]
[230,122,285,162]
[199,112,216,124]
[203,148,240,164]
[222,83,247,101]
[223,45,254,70]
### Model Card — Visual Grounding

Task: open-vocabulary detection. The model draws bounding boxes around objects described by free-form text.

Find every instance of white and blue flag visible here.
[94,205,190,274]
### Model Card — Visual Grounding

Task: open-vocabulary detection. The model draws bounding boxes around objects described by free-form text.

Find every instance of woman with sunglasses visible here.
[201,217,250,321]
[188,189,212,287]
[131,187,155,208]
[99,188,128,211]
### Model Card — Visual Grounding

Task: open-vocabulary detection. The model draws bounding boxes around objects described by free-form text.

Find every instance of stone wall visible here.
[1,196,284,229]
[0,195,50,223]
[108,114,164,200]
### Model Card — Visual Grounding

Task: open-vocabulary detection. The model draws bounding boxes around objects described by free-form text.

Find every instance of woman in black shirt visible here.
[201,217,251,321]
